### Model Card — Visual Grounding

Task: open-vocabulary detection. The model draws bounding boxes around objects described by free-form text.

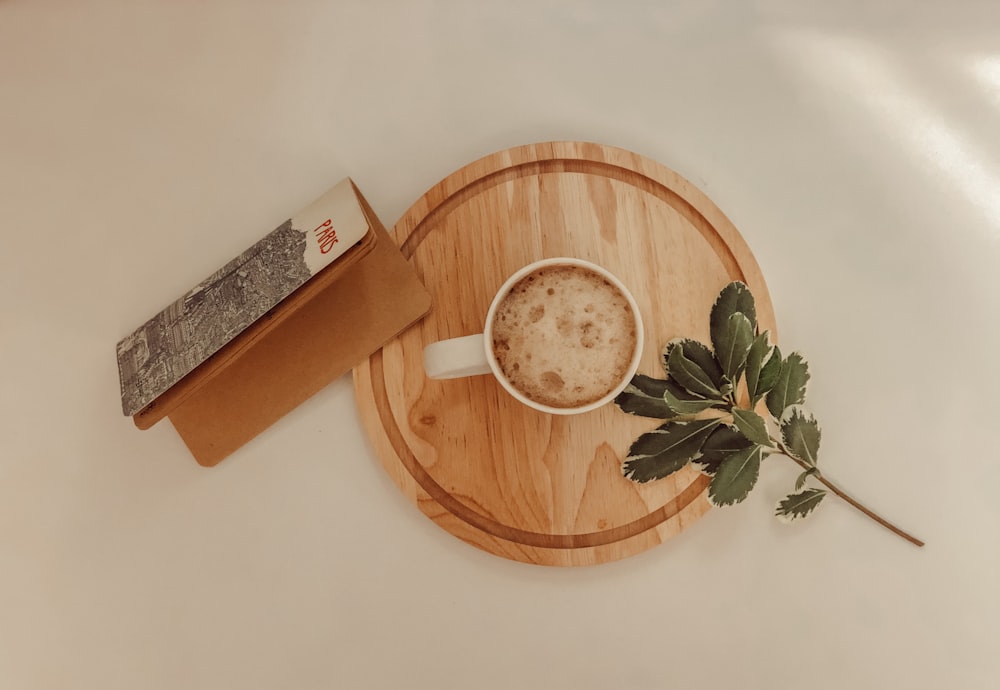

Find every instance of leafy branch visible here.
[614,282,924,547]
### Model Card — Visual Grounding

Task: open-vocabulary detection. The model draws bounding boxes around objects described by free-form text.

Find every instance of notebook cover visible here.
[117,178,373,416]
[154,182,431,466]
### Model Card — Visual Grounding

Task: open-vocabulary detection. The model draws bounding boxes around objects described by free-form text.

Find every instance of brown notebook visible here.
[122,179,431,466]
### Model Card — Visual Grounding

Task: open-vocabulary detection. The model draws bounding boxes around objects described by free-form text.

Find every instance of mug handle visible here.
[423,334,492,379]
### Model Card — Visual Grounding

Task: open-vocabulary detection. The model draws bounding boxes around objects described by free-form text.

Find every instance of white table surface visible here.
[2,2,998,688]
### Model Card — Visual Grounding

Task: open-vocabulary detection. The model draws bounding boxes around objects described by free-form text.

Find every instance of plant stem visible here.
[773,439,924,547]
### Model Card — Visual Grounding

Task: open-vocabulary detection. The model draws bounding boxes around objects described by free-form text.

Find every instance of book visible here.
[116,179,370,416]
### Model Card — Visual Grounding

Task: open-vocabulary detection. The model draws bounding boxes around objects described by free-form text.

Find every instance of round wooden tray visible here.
[353,142,776,566]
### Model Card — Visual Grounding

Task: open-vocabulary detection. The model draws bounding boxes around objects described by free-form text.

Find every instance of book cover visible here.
[116,179,369,416]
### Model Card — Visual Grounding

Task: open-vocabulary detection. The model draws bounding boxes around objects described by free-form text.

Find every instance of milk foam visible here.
[491,265,637,408]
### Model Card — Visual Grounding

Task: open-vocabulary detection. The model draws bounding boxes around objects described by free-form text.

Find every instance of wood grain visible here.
[352,142,776,566]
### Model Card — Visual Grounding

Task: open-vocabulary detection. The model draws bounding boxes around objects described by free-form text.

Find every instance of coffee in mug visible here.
[490,264,638,408]
[423,258,644,416]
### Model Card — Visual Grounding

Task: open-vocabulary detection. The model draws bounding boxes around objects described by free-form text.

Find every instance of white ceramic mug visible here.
[423,257,644,415]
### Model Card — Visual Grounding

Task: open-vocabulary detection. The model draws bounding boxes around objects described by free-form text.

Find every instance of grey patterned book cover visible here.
[116,179,369,416]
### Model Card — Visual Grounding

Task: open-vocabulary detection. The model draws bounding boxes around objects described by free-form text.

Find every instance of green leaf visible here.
[765,351,810,418]
[666,342,722,399]
[710,282,758,359]
[623,418,721,483]
[614,375,677,419]
[795,466,819,491]
[708,444,763,507]
[755,343,783,404]
[693,425,752,476]
[615,375,708,418]
[780,405,821,467]
[662,385,722,415]
[732,407,771,446]
[744,332,776,404]
[716,313,754,383]
[615,373,711,418]
[775,488,827,523]
[661,338,724,388]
